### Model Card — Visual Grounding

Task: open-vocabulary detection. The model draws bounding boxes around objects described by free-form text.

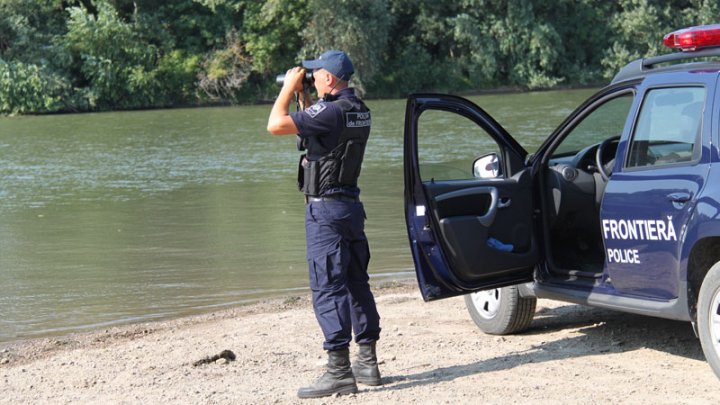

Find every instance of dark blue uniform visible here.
[291,88,381,351]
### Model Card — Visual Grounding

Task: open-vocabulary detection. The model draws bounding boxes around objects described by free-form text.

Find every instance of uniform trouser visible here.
[305,200,381,351]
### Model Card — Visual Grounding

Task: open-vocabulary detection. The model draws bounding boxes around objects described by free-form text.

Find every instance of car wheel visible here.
[697,262,720,378]
[464,285,536,335]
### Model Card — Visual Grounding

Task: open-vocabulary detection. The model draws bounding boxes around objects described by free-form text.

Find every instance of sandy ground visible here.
[2,281,719,404]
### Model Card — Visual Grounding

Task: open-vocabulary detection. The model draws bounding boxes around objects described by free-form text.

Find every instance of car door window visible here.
[551,94,634,159]
[626,87,704,168]
[418,110,501,181]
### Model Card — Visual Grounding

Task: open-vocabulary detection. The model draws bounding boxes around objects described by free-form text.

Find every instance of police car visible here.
[403,24,720,378]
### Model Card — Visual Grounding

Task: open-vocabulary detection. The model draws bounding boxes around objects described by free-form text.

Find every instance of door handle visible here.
[667,192,691,203]
[668,192,691,209]
[475,187,498,227]
[498,197,511,209]
[435,186,498,227]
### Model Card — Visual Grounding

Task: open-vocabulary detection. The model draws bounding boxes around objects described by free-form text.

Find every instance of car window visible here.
[417,109,501,181]
[551,94,634,158]
[626,87,705,168]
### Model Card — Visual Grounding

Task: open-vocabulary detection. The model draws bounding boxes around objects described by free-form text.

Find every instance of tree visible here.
[197,29,252,102]
[301,0,392,88]
[0,0,66,62]
[0,59,64,114]
[0,0,69,113]
[3,0,720,114]
[600,0,720,79]
[242,0,310,75]
[61,2,160,109]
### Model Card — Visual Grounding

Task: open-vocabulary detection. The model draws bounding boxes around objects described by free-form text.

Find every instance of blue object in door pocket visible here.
[487,237,514,252]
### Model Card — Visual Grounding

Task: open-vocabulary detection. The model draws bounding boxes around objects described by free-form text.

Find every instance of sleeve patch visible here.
[304,103,327,118]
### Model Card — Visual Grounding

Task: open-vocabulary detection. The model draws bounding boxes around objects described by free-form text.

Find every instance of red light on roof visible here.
[663,24,720,51]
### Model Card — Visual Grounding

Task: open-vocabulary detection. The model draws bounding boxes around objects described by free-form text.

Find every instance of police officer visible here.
[266,50,382,398]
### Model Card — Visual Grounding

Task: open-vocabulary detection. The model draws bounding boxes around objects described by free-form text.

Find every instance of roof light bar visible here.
[663,24,720,52]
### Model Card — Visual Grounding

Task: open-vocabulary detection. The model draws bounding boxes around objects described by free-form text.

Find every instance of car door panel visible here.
[601,168,705,299]
[425,178,535,280]
[404,94,538,300]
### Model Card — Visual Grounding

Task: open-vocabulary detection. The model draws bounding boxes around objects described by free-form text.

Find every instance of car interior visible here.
[537,93,633,280]
[543,138,618,278]
[539,87,704,281]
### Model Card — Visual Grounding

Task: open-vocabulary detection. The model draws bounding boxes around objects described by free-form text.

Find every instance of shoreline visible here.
[0,280,415,366]
[0,276,415,349]
[1,85,602,118]
[2,280,718,404]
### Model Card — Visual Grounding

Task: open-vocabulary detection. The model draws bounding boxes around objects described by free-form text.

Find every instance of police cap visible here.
[302,50,354,81]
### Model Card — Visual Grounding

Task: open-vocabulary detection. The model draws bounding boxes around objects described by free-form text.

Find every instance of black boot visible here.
[352,342,382,386]
[297,348,358,399]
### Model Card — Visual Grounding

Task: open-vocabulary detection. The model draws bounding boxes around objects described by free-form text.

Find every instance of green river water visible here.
[0,89,596,342]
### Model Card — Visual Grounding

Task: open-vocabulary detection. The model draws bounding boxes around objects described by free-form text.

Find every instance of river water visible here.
[0,89,595,342]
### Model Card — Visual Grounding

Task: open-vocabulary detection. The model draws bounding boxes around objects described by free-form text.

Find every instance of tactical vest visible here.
[297,97,371,196]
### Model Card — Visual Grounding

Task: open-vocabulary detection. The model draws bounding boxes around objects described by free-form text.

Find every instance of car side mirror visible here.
[473,153,502,179]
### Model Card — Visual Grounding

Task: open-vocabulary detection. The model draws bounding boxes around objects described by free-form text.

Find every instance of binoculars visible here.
[275,71,314,86]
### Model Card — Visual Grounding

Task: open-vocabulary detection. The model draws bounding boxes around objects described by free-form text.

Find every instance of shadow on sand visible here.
[375,303,703,391]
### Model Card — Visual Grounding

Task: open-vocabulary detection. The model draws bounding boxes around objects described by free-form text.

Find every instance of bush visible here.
[197,30,252,102]
[155,50,202,106]
[61,3,158,110]
[0,59,64,114]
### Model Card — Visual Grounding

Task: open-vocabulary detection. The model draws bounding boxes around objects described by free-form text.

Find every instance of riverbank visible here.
[2,281,718,404]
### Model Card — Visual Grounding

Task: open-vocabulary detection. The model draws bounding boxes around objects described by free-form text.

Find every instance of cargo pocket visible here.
[308,246,346,290]
[314,299,343,339]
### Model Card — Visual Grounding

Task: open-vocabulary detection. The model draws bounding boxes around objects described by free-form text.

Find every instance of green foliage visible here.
[242,0,310,75]
[301,0,392,87]
[146,0,243,53]
[0,59,64,114]
[197,30,252,102]
[600,0,673,78]
[496,0,563,88]
[62,3,158,109]
[2,0,720,114]
[539,0,614,84]
[0,0,66,61]
[600,0,720,79]
[155,50,202,105]
[376,43,447,96]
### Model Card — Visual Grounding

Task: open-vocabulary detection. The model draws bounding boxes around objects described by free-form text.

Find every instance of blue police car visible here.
[403,24,720,378]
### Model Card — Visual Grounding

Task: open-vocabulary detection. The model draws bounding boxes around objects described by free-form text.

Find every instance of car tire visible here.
[697,261,720,378]
[464,285,536,335]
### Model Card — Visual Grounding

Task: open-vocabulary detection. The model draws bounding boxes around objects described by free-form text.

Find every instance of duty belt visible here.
[305,195,359,204]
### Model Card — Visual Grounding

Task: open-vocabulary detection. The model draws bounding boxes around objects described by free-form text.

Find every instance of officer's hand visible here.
[283,67,305,93]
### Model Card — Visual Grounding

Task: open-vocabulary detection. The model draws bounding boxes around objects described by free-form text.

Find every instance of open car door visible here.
[404,94,539,301]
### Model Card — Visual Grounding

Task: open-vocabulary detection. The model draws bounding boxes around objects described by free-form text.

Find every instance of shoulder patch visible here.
[304,103,327,118]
